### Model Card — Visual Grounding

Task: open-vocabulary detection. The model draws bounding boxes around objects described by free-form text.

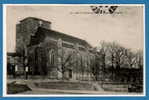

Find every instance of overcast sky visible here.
[6,5,144,52]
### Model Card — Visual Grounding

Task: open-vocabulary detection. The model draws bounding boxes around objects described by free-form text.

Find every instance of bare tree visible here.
[135,50,143,69]
[113,44,127,71]
[91,40,143,84]
[125,49,143,69]
[60,49,76,79]
[91,51,100,81]
[125,49,136,68]
[91,41,109,81]
[98,41,109,68]
[106,42,117,80]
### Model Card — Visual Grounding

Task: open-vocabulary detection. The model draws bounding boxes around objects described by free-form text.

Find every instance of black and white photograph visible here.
[4,4,144,96]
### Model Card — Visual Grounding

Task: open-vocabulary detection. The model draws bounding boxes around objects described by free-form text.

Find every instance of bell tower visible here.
[16,17,51,55]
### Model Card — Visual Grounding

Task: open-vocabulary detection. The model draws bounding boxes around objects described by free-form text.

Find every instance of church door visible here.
[69,69,72,79]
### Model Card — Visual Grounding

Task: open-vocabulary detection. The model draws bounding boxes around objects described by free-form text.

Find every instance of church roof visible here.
[36,27,92,48]
[20,17,51,24]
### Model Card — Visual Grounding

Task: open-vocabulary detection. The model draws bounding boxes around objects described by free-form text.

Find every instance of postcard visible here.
[3,4,145,97]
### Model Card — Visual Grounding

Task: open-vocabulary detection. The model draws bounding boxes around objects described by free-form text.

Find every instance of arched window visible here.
[39,20,43,26]
[49,49,55,66]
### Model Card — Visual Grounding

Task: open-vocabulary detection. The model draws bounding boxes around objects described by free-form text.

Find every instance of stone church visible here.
[16,17,95,80]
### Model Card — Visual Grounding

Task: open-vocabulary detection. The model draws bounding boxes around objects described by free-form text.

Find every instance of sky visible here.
[6,5,144,52]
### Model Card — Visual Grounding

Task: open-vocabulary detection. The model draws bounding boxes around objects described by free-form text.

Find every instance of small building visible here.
[7,52,24,76]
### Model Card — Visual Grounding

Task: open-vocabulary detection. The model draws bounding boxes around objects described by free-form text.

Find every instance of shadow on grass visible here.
[7,83,32,94]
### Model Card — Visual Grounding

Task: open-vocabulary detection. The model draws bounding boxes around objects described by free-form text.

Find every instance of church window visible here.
[39,21,43,26]
[49,49,55,66]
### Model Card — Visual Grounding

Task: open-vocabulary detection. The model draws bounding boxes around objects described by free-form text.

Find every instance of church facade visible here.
[16,17,96,80]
